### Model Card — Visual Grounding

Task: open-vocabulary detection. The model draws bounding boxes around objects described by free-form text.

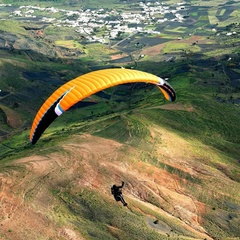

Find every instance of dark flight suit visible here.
[111,181,127,206]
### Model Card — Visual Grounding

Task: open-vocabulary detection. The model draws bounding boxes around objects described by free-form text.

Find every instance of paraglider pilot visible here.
[111,181,127,206]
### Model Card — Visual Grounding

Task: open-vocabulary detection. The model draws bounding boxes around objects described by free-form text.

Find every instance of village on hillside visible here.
[0,1,239,62]
[1,2,187,43]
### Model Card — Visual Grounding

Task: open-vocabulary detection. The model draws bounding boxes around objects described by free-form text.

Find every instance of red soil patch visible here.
[0,105,22,128]
[174,35,208,44]
[111,53,128,60]
[141,43,165,56]
[0,134,212,239]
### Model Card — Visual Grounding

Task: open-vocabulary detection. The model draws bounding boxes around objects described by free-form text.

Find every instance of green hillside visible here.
[0,45,239,239]
[0,1,240,239]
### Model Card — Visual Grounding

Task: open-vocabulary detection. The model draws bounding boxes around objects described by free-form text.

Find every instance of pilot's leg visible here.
[119,194,127,206]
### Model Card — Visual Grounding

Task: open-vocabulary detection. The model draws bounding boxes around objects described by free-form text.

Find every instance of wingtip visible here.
[158,79,176,102]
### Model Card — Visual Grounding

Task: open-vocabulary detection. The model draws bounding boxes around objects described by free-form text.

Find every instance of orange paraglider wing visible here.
[30,68,176,144]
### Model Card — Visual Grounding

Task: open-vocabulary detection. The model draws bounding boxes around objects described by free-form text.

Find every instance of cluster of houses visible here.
[3,2,187,44]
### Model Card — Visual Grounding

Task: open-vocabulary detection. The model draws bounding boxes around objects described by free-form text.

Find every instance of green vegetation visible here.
[55,40,83,49]
[1,0,125,9]
[58,189,167,240]
[0,20,28,35]
[50,188,201,240]
[163,42,201,54]
[0,1,240,239]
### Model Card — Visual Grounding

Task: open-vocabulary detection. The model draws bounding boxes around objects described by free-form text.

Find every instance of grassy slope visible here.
[1,61,239,239]
[0,105,239,240]
[0,43,239,239]
[0,2,240,239]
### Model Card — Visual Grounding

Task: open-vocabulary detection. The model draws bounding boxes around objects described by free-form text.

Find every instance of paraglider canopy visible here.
[30,68,176,144]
